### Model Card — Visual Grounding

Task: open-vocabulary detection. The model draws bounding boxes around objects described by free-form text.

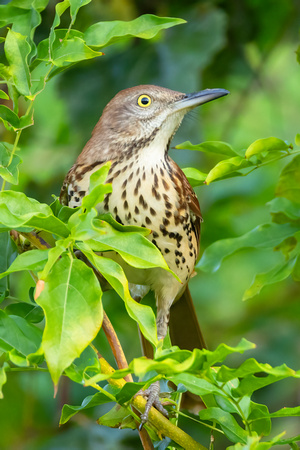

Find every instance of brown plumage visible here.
[60,84,228,418]
[60,84,228,342]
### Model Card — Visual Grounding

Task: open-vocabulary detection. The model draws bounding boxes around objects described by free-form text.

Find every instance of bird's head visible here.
[79,85,229,163]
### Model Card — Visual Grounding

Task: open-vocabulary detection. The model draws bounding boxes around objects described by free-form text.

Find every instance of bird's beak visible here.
[173,88,229,112]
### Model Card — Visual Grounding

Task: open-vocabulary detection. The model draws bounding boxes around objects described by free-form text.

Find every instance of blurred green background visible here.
[1,0,300,448]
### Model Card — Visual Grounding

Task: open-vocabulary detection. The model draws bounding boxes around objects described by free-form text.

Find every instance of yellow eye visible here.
[137,94,151,107]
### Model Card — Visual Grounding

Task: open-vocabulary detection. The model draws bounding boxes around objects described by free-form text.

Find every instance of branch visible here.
[10,230,51,251]
[95,356,207,450]
[102,311,132,382]
[98,313,155,450]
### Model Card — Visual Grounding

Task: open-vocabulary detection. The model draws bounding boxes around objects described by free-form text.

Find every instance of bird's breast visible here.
[98,155,198,282]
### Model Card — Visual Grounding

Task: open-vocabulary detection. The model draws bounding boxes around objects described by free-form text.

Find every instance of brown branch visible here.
[10,230,51,251]
[102,311,132,382]
[101,311,154,450]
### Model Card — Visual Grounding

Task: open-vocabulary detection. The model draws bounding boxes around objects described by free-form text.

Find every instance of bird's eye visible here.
[137,94,151,107]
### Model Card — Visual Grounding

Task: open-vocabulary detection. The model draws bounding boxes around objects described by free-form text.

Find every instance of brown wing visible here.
[169,159,202,251]
[59,164,76,206]
[60,180,69,206]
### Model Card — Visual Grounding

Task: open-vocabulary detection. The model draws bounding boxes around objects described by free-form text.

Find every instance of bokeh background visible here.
[1,0,300,448]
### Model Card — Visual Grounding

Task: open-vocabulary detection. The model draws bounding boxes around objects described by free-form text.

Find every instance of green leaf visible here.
[60,386,118,424]
[78,243,158,346]
[9,348,28,366]
[69,0,91,24]
[89,162,111,191]
[176,140,238,156]
[275,154,300,204]
[170,373,225,397]
[295,133,300,146]
[51,37,104,67]
[49,0,70,50]
[68,209,100,240]
[0,105,21,129]
[248,402,271,436]
[0,310,42,355]
[243,256,298,300]
[70,210,177,278]
[245,137,291,159]
[0,5,42,45]
[222,362,300,397]
[268,197,300,223]
[0,90,9,100]
[202,338,255,368]
[84,339,256,386]
[214,394,250,419]
[0,363,8,399]
[199,407,248,443]
[0,249,49,280]
[99,213,150,236]
[9,0,49,11]
[0,143,22,184]
[274,236,298,258]
[4,29,31,96]
[198,222,300,273]
[64,345,100,384]
[0,231,17,295]
[0,191,69,237]
[87,219,177,275]
[218,358,298,383]
[50,197,79,223]
[182,167,207,187]
[82,163,112,211]
[35,254,103,385]
[84,14,185,48]
[38,241,66,279]
[292,255,300,281]
[5,302,44,323]
[98,404,136,430]
[115,381,145,405]
[205,156,251,185]
[227,434,286,450]
[270,405,300,417]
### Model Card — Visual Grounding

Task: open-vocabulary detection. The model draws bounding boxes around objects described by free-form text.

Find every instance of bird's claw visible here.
[136,381,169,429]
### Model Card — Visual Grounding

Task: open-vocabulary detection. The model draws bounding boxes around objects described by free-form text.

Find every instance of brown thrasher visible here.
[60,85,228,421]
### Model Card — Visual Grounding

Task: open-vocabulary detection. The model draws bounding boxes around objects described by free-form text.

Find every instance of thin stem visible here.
[178,410,224,434]
[218,385,251,434]
[1,129,22,191]
[6,367,49,373]
[101,311,133,383]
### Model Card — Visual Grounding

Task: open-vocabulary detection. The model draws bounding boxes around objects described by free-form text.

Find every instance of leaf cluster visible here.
[0,1,299,449]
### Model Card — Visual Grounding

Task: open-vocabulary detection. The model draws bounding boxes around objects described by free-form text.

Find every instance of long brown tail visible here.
[140,286,206,356]
[169,286,206,351]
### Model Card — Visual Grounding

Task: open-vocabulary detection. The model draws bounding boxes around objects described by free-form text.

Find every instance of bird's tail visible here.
[169,286,206,351]
[140,286,206,356]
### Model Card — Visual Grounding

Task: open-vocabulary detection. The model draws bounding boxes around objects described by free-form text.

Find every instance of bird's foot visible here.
[136,380,169,429]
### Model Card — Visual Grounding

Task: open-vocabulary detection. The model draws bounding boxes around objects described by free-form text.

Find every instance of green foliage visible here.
[178,137,295,186]
[0,1,299,449]
[197,152,300,301]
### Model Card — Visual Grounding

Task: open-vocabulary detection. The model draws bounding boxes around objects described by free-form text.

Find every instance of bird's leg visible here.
[138,304,173,429]
[139,380,169,429]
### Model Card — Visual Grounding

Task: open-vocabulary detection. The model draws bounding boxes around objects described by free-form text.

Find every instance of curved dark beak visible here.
[173,88,229,112]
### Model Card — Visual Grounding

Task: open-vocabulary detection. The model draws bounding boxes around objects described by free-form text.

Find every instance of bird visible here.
[60,84,229,422]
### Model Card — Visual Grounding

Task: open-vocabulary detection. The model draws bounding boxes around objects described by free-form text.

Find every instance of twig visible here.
[96,312,154,450]
[102,311,132,382]
[95,356,207,450]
